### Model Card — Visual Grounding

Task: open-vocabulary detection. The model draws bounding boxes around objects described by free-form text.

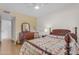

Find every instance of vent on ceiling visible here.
[3,10,10,14]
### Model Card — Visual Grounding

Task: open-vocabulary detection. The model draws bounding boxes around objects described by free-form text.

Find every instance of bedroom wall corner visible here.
[10,12,37,41]
[37,6,79,40]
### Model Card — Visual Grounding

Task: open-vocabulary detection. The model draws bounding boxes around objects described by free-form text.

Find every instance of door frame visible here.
[0,15,16,42]
[0,15,1,43]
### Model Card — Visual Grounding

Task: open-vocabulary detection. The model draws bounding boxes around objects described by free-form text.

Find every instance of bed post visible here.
[65,33,71,55]
[75,27,77,42]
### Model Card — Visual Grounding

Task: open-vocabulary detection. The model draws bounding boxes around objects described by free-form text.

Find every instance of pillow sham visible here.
[48,35,65,39]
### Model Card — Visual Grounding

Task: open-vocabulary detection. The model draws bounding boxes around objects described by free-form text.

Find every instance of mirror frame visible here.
[21,23,30,32]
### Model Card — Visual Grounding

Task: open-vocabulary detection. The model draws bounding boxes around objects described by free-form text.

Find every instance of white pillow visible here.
[48,35,65,39]
[57,36,65,39]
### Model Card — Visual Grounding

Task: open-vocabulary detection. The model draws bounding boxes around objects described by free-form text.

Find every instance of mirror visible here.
[21,23,30,32]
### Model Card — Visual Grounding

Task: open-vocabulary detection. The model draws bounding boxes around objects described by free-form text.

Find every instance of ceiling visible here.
[0,3,79,18]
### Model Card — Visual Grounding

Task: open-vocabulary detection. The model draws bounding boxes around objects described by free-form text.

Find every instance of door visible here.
[1,19,12,40]
[0,13,15,41]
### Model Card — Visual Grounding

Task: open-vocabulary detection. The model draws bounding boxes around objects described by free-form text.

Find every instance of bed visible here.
[19,28,78,55]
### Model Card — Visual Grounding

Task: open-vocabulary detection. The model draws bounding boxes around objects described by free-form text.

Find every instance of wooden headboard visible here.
[50,29,71,36]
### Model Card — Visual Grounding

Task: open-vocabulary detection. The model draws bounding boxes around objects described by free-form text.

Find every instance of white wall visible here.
[37,7,79,36]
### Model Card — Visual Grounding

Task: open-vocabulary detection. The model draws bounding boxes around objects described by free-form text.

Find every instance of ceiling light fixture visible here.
[34,5,40,10]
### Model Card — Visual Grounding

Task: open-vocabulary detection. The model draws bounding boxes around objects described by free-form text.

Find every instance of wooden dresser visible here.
[19,31,35,44]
